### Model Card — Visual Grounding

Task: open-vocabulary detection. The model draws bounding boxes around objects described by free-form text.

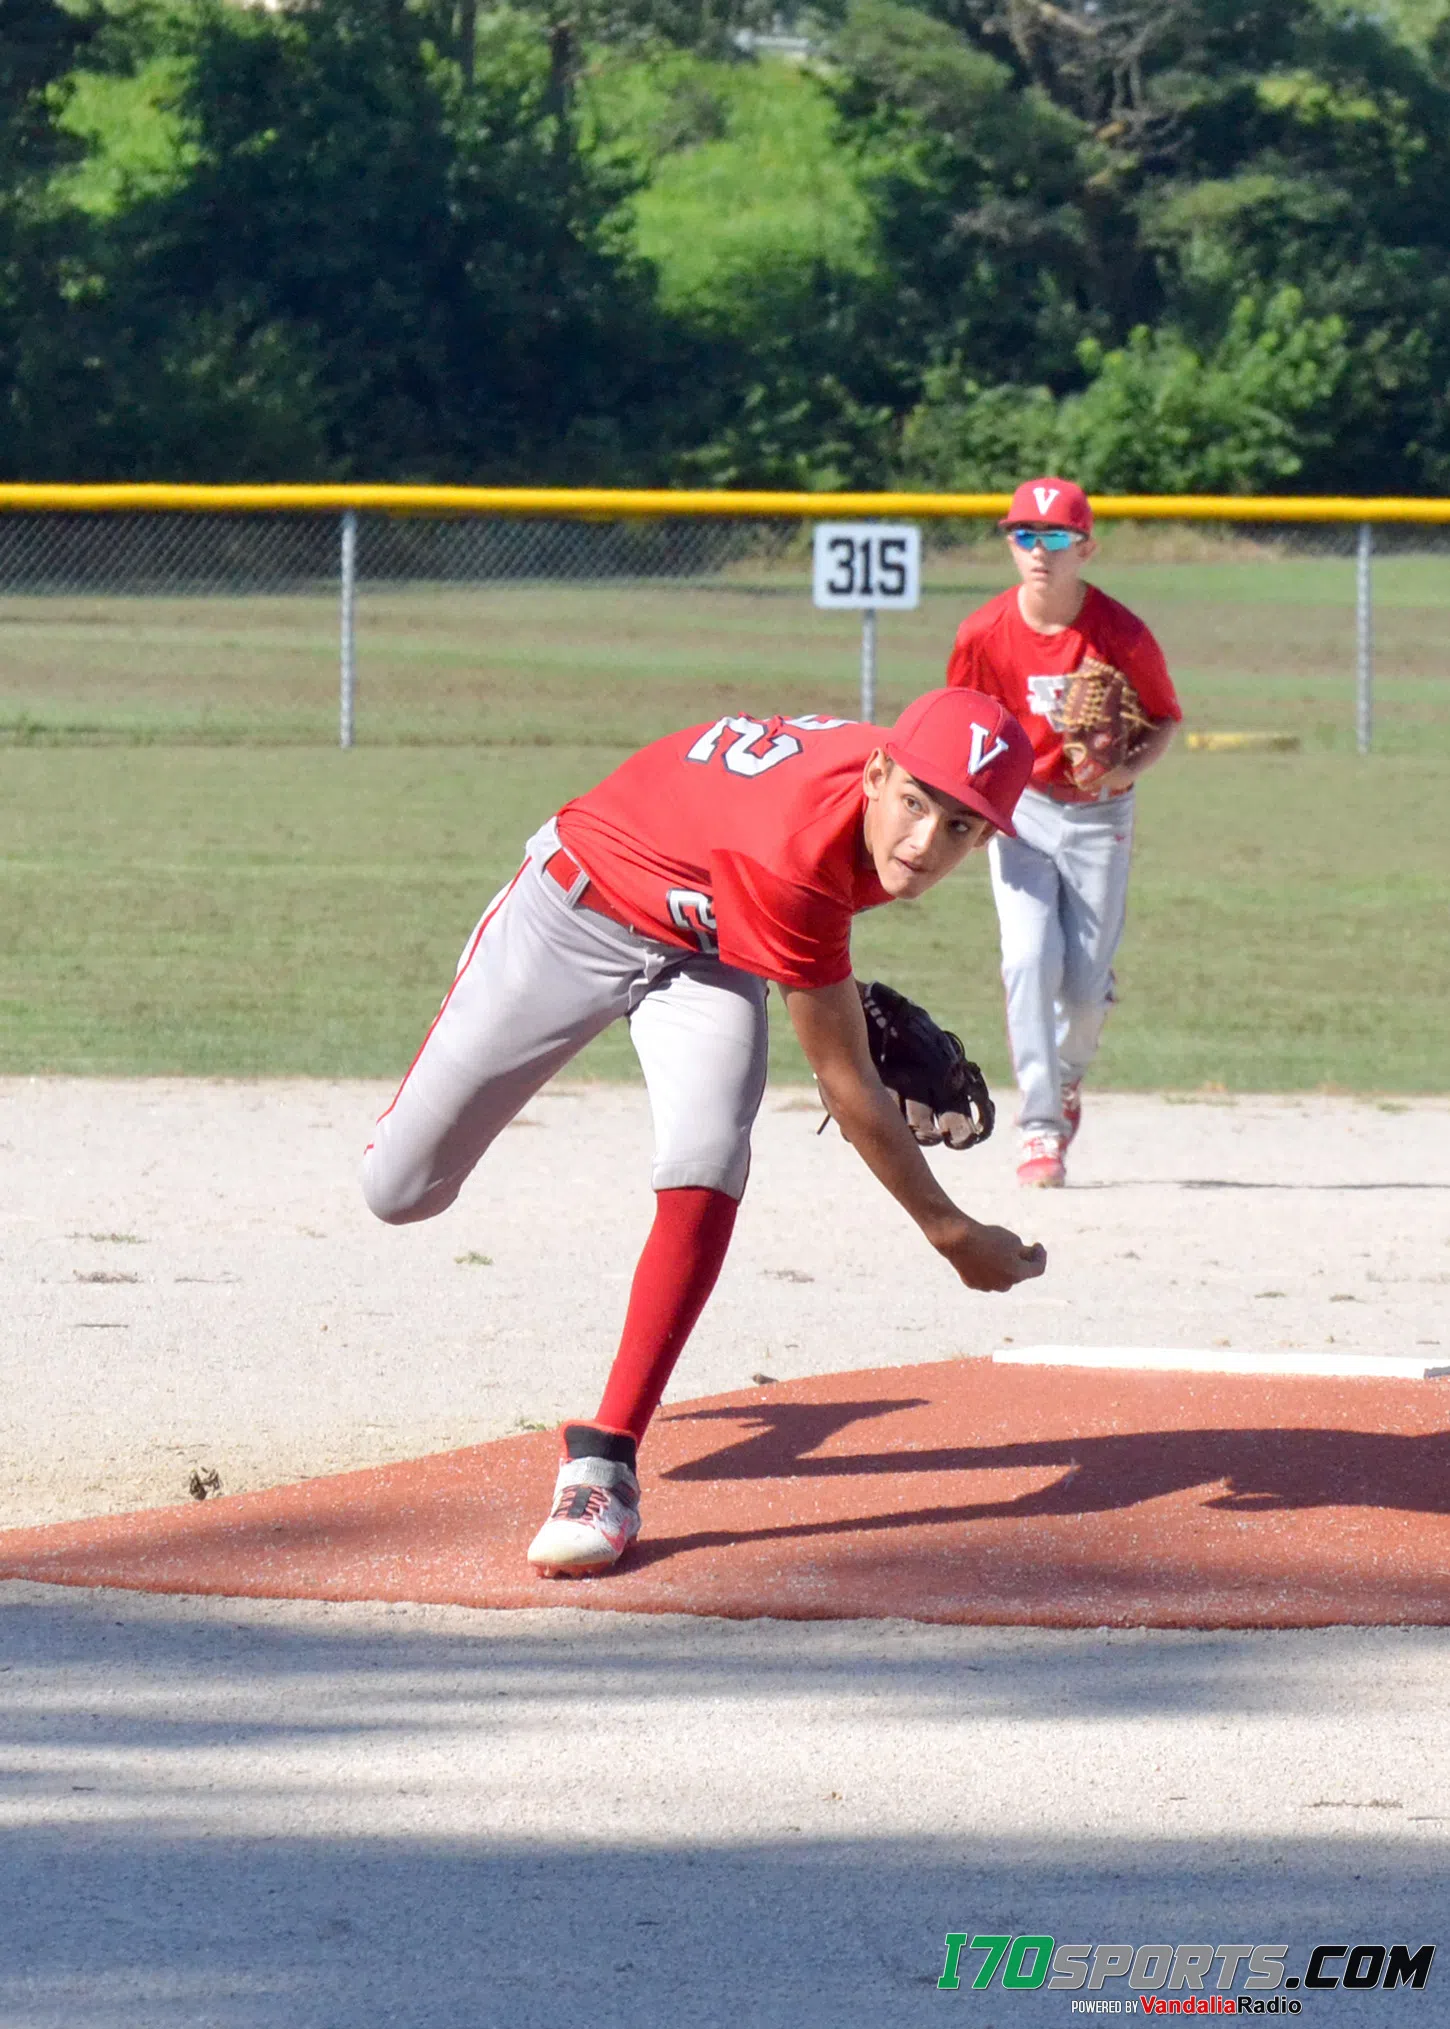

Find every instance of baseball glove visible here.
[1060,657,1153,792]
[853,980,995,1150]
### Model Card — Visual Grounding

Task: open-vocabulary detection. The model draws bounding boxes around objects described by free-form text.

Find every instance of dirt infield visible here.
[6,1078,1450,2025]
[5,1078,1448,1534]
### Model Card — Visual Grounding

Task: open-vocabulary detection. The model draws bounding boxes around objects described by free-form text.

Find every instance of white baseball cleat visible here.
[527,1454,641,1576]
[1017,1130,1066,1188]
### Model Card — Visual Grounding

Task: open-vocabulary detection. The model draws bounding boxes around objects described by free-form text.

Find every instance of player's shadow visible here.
[661,1399,932,1482]
[644,1400,1450,1562]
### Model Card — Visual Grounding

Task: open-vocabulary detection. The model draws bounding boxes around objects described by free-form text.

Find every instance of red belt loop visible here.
[544,847,632,931]
[546,847,585,892]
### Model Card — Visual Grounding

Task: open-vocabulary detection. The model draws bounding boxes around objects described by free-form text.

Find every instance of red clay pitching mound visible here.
[2,1359,1448,1626]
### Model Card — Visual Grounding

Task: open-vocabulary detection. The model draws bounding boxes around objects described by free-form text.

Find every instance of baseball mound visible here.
[2,1357,1448,1627]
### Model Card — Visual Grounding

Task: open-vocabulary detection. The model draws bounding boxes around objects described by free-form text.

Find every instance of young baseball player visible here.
[363,688,1047,1576]
[946,479,1181,1188]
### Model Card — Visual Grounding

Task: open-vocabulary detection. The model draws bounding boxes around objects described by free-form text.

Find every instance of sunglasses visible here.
[1009,528,1080,551]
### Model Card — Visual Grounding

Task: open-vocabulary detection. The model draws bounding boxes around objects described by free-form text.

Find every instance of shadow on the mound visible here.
[660,1400,1450,1518]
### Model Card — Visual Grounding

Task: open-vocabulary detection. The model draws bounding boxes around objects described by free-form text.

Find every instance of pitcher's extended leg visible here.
[592,1186,739,1442]
[529,957,767,1576]
[598,955,767,1434]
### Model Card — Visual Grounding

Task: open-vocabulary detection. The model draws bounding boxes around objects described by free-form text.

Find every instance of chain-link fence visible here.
[1,496,1446,753]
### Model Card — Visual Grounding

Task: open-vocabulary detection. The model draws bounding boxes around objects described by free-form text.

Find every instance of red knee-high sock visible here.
[592,1186,738,1443]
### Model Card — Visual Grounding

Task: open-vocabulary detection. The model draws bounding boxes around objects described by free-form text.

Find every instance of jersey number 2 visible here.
[686,715,803,776]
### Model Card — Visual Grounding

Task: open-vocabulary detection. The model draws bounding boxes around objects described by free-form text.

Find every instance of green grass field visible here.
[3,542,1448,1088]
[3,545,1448,752]
[3,740,1447,1090]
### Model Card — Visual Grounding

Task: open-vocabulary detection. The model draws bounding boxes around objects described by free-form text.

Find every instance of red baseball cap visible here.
[999,476,1093,534]
[884,688,1034,837]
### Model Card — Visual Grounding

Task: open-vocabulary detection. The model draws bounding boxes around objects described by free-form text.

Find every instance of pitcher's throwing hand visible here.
[933,1215,1048,1292]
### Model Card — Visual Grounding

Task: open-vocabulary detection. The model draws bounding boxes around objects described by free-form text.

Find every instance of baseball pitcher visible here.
[363,688,1046,1576]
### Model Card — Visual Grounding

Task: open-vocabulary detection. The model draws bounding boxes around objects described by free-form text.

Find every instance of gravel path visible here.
[1,1586,1445,2028]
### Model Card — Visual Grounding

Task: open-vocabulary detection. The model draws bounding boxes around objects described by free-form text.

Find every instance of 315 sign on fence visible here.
[812,523,921,610]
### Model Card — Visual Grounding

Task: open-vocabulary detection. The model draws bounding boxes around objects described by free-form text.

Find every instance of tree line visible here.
[3,0,1448,491]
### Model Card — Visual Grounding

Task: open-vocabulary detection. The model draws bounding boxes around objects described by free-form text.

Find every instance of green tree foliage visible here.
[0,0,94,186]
[902,287,1350,489]
[827,0,1124,383]
[847,0,1450,487]
[4,0,690,479]
[0,0,101,471]
[587,51,899,484]
[3,0,1450,486]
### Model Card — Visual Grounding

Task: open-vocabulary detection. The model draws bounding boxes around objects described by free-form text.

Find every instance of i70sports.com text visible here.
[936,1935,1435,2004]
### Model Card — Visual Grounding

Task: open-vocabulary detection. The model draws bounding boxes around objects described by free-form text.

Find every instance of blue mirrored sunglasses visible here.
[1010,528,1079,552]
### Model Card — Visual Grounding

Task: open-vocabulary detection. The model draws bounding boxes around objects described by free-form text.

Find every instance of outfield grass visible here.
[4,739,1448,1089]
[4,540,1447,1086]
[3,548,1447,754]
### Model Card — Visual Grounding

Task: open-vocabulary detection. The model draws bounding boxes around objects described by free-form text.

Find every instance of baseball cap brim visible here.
[883,740,1019,837]
[883,687,1035,838]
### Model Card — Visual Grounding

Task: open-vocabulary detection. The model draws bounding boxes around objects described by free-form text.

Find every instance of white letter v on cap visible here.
[1033,486,1060,515]
[968,722,1010,774]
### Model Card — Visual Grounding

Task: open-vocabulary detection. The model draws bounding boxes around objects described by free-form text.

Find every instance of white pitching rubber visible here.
[990,1345,1450,1381]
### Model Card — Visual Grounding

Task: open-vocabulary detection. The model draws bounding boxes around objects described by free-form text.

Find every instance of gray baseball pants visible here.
[987,785,1136,1139]
[363,822,770,1224]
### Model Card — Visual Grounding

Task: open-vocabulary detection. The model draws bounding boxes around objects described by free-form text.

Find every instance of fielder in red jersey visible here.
[363,689,1047,1577]
[947,586,1179,803]
[945,478,1182,1188]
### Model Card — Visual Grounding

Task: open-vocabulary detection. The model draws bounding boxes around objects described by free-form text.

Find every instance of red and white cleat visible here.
[1017,1131,1066,1188]
[527,1455,641,1577]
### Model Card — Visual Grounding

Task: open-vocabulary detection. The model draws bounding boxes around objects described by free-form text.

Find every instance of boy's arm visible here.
[783,977,1047,1294]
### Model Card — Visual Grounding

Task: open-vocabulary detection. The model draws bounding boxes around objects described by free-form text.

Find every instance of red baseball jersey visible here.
[556,714,890,991]
[946,585,1180,801]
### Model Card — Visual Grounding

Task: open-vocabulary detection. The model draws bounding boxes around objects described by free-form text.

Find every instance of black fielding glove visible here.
[858,980,995,1150]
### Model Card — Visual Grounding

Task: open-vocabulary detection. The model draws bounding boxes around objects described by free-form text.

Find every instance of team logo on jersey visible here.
[967,722,1011,775]
[1026,674,1068,729]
